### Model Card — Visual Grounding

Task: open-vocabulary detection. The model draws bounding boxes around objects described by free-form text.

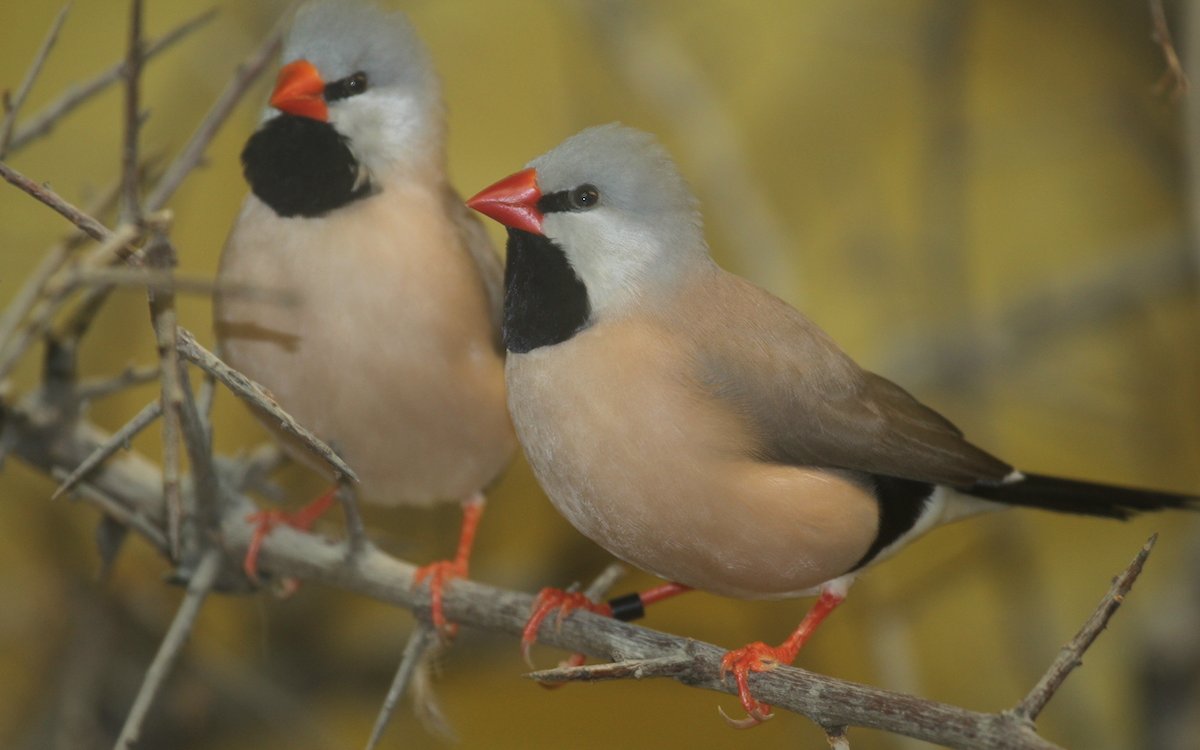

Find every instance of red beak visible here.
[466,168,544,234]
[269,59,328,121]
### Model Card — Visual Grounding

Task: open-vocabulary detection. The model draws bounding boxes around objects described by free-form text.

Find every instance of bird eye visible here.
[569,184,600,210]
[325,71,369,102]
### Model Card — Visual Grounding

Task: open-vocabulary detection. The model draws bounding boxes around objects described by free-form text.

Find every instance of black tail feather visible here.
[966,472,1197,520]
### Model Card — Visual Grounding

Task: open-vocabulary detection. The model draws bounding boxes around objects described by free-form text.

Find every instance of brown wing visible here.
[682,268,1012,487]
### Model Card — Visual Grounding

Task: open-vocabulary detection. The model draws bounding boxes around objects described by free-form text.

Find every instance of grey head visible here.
[277,0,445,178]
[529,123,711,315]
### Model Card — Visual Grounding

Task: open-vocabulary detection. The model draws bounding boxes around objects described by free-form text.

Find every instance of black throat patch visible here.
[241,114,373,218]
[503,228,591,353]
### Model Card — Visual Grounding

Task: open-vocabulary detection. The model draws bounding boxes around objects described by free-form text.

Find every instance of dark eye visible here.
[569,184,600,210]
[324,71,369,102]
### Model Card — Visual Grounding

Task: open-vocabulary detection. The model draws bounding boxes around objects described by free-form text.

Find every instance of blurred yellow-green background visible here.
[2,1,1198,748]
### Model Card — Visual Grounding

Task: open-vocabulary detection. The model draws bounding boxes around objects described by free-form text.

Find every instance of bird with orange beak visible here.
[214,0,514,631]
[467,124,1196,726]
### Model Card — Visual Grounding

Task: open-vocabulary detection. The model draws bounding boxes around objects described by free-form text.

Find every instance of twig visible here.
[175,362,221,534]
[113,547,222,750]
[0,177,122,374]
[527,654,692,683]
[59,266,297,304]
[120,0,145,226]
[6,8,217,153]
[584,561,627,601]
[0,160,115,242]
[51,469,169,555]
[75,364,160,402]
[0,4,71,158]
[1013,534,1158,722]
[196,368,216,436]
[50,398,162,501]
[144,9,288,213]
[7,402,1156,749]
[144,232,184,559]
[1150,0,1189,99]
[175,329,360,483]
[335,483,369,561]
[365,621,440,750]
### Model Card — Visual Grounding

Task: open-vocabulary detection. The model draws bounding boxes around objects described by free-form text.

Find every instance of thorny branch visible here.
[1015,535,1158,722]
[1,393,1157,750]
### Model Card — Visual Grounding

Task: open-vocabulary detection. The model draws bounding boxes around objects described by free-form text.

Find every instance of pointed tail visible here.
[966,472,1196,520]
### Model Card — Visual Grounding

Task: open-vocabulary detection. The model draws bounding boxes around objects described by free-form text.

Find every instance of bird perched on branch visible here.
[214,0,514,630]
[466,123,1196,727]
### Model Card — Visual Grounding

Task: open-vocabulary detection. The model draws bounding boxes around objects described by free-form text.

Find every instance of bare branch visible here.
[120,0,145,225]
[6,8,217,153]
[51,470,169,556]
[60,266,298,304]
[1013,534,1158,722]
[75,364,160,402]
[113,548,222,750]
[526,655,693,683]
[144,10,289,212]
[0,4,71,158]
[0,178,122,375]
[0,221,147,383]
[175,362,222,534]
[584,562,627,601]
[144,232,184,558]
[50,398,162,501]
[195,368,216,435]
[0,159,115,243]
[175,329,360,483]
[5,401,1157,749]
[238,521,1063,750]
[366,621,440,750]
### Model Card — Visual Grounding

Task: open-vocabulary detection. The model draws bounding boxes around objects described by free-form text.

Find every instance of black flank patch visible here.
[851,475,935,570]
[503,228,591,353]
[241,114,373,218]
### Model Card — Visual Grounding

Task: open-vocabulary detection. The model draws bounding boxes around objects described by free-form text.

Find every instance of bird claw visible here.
[521,587,611,669]
[412,558,467,636]
[719,641,783,728]
[717,704,774,729]
[243,508,292,582]
[242,487,339,584]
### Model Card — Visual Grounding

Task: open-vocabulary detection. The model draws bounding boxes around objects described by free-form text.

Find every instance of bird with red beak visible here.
[215,0,514,632]
[467,123,1196,727]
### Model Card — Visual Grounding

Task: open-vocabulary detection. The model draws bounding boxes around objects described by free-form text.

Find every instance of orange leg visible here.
[522,581,693,669]
[243,486,339,582]
[719,585,846,728]
[413,493,485,636]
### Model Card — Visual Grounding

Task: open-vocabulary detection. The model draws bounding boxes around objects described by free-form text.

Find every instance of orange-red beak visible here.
[466,168,544,235]
[269,59,328,121]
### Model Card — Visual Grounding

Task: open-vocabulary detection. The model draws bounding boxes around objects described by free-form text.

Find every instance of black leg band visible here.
[607,593,645,622]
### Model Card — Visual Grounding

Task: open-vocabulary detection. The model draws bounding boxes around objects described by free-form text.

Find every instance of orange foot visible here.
[412,494,486,637]
[521,587,612,669]
[719,642,792,727]
[718,585,847,729]
[413,557,466,637]
[243,486,338,583]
